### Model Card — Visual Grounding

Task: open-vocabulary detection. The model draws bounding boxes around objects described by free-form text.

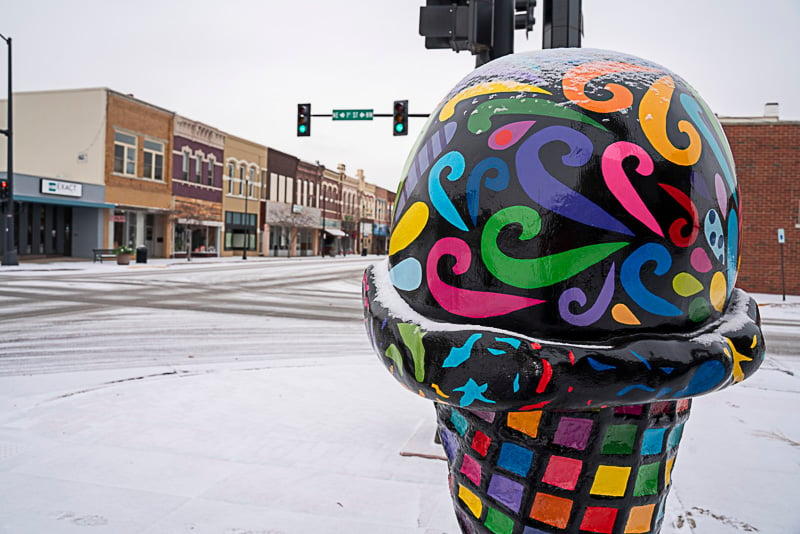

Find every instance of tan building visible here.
[339,164,360,254]
[373,185,394,255]
[222,134,266,256]
[358,170,376,255]
[0,88,112,259]
[105,91,174,258]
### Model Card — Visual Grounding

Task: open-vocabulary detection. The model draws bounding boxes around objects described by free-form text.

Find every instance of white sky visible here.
[3,0,798,191]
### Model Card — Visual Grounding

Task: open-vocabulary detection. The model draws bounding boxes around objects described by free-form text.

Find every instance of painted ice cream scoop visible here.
[363,48,764,533]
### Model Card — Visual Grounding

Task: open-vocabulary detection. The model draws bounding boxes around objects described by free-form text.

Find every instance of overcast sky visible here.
[3,0,798,191]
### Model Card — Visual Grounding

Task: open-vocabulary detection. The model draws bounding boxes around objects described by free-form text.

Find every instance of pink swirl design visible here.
[427,237,545,318]
[601,141,662,237]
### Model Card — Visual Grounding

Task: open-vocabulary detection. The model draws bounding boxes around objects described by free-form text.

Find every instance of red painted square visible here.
[579,506,618,533]
[649,401,673,416]
[541,455,583,491]
[471,430,491,457]
[676,399,691,413]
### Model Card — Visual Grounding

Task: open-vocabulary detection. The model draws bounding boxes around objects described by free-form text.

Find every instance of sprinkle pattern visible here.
[438,400,691,534]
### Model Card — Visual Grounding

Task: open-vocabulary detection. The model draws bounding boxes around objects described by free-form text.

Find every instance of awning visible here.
[324,228,347,237]
[14,194,115,210]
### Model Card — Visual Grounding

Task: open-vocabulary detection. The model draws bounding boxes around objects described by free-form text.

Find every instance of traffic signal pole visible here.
[0,34,17,266]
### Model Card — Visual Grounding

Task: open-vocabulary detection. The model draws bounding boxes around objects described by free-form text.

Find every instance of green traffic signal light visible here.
[393,100,408,136]
[297,103,311,137]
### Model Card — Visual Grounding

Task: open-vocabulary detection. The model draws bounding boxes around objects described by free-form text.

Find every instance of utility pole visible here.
[0,33,17,266]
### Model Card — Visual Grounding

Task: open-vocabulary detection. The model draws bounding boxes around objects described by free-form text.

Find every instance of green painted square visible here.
[601,424,637,455]
[634,461,661,496]
[485,506,514,534]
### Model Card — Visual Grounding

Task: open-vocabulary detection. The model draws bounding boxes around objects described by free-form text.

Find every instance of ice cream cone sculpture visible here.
[364,49,764,534]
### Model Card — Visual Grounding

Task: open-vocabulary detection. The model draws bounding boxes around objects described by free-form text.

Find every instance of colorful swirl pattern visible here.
[363,49,764,411]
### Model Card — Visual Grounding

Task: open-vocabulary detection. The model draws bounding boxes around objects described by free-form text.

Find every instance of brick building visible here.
[722,105,800,295]
[105,91,174,257]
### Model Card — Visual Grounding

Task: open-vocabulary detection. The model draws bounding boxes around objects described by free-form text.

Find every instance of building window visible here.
[180,151,189,181]
[113,131,137,175]
[142,140,164,180]
[224,210,257,250]
[249,168,255,197]
[227,162,235,194]
[239,165,245,195]
[195,155,202,184]
[207,157,215,186]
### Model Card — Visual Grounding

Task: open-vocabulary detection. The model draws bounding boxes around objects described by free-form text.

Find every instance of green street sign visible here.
[332,109,374,121]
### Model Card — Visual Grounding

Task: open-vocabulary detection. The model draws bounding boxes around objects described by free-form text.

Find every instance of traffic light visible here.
[515,0,537,38]
[297,103,311,137]
[393,100,408,136]
[0,180,8,201]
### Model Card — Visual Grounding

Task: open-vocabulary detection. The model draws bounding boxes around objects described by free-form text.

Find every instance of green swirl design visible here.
[481,206,629,289]
[468,98,609,135]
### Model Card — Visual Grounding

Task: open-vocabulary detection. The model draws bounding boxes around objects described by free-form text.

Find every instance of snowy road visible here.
[0,256,376,376]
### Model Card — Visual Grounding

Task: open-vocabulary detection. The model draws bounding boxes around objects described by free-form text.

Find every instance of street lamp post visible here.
[0,33,18,266]
[242,177,248,260]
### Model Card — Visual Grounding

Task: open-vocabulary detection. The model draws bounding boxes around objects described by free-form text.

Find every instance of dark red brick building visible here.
[722,107,799,295]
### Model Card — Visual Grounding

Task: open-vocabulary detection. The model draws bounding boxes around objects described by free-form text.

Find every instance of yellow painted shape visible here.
[431,383,450,398]
[507,411,542,438]
[751,335,758,349]
[710,271,727,312]
[438,81,551,122]
[625,504,656,533]
[673,272,703,297]
[640,75,702,166]
[590,465,632,497]
[389,202,429,255]
[458,484,483,518]
[612,303,640,325]
[665,457,675,486]
[726,337,753,383]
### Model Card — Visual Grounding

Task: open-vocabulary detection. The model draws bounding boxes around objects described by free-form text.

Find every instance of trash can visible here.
[136,245,147,264]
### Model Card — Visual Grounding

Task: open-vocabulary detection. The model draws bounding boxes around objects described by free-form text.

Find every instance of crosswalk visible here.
[0,257,378,376]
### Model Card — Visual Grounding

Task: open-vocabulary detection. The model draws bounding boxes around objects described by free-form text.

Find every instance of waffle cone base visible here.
[436,400,691,534]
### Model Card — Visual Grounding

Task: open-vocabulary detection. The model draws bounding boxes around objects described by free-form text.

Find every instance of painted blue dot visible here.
[709,210,716,223]
[709,232,717,246]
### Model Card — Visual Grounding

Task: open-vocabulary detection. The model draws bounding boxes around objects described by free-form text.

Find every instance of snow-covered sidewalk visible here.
[0,349,798,533]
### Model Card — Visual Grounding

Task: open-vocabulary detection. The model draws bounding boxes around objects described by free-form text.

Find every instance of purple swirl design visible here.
[516,126,633,236]
[558,263,616,326]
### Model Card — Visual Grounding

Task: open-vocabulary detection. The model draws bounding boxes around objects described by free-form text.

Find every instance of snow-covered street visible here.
[0,256,797,533]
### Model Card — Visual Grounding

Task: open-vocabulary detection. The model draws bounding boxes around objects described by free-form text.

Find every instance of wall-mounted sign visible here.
[41,178,83,198]
[778,228,785,244]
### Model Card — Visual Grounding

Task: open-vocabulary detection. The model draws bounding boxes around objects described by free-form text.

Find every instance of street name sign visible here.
[332,109,374,121]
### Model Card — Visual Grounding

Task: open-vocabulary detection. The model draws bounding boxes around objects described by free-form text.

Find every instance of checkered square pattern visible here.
[437,400,691,533]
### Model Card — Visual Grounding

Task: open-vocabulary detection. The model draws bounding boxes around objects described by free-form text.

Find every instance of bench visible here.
[92,248,117,263]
